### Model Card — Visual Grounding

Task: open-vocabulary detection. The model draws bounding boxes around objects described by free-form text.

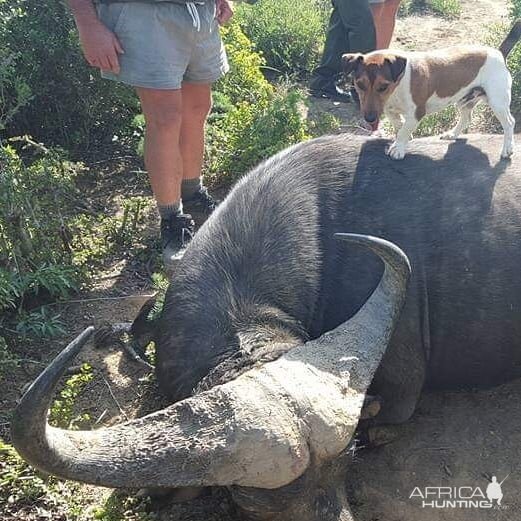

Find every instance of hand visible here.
[216,0,233,25]
[77,21,124,74]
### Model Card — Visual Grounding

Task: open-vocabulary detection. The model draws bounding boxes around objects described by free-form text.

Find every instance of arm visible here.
[68,0,123,74]
[216,0,234,25]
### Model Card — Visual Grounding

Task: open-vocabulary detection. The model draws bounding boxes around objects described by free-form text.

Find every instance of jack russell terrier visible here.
[342,20,521,160]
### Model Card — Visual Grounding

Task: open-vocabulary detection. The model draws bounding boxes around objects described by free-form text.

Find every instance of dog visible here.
[342,20,521,160]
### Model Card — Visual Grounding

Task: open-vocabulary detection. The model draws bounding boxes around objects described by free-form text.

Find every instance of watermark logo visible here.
[409,475,509,510]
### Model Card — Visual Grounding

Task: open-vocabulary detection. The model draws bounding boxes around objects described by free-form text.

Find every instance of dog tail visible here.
[500,19,521,58]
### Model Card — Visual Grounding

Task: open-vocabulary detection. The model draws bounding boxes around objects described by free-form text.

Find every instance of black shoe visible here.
[160,213,195,268]
[183,187,218,218]
[310,82,353,103]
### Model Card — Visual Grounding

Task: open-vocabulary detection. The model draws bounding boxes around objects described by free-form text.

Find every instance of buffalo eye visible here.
[376,83,390,93]
[356,82,367,91]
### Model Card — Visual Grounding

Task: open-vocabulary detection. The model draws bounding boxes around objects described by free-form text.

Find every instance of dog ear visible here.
[385,56,407,82]
[342,53,364,75]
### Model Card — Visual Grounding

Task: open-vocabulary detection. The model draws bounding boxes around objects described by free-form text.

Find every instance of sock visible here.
[158,201,182,220]
[181,178,202,201]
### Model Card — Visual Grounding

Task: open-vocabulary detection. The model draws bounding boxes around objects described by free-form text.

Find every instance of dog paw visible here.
[387,142,406,160]
[501,142,514,159]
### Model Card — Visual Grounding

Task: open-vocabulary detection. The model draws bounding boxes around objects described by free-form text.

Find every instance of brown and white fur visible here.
[343,20,521,160]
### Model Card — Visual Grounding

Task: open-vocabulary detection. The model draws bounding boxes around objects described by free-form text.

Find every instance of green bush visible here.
[0,143,153,342]
[207,87,310,185]
[235,0,330,75]
[511,0,521,19]
[0,144,82,316]
[205,22,313,185]
[0,0,139,148]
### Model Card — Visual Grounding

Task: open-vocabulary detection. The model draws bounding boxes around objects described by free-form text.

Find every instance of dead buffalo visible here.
[11,134,521,521]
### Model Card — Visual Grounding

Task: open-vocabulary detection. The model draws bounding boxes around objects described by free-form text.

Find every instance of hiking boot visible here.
[310,82,353,104]
[160,213,195,268]
[183,187,218,218]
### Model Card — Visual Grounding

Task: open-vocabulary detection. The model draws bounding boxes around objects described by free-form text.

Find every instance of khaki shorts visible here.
[96,1,229,89]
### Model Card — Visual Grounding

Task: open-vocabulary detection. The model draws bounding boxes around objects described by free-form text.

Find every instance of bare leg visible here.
[137,88,183,206]
[180,82,213,182]
[387,114,418,160]
[369,3,385,49]
[371,0,401,49]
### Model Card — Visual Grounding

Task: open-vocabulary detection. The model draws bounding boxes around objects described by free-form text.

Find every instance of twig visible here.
[47,294,156,306]
[101,375,128,420]
[96,273,124,281]
[8,135,50,154]
[90,155,136,165]
[94,409,108,425]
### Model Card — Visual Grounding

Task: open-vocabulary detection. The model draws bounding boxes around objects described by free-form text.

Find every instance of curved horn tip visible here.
[334,233,411,278]
[14,325,95,411]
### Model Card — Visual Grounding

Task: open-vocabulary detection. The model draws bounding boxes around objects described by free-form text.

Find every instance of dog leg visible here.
[440,105,474,140]
[387,115,418,160]
[491,104,515,159]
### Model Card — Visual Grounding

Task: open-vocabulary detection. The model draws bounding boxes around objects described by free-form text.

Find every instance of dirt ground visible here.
[2,1,521,520]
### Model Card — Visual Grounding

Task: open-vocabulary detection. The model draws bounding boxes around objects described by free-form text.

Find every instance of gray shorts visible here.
[96,1,229,89]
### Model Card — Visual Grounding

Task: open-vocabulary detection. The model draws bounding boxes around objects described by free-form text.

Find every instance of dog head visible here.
[342,52,407,131]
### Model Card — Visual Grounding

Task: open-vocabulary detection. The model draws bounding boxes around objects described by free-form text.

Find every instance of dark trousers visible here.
[310,0,376,89]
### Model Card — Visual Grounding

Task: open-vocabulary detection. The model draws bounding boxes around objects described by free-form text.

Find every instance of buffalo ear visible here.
[342,53,364,75]
[385,56,407,82]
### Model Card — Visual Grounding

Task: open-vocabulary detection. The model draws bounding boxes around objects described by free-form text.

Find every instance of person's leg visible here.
[378,0,401,49]
[337,0,377,54]
[137,87,183,208]
[310,0,375,100]
[137,87,195,265]
[179,82,212,199]
[310,7,350,91]
[369,2,385,49]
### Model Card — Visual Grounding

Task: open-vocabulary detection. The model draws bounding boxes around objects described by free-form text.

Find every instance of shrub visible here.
[0,0,139,148]
[0,48,31,131]
[0,143,153,342]
[207,83,311,185]
[235,0,330,75]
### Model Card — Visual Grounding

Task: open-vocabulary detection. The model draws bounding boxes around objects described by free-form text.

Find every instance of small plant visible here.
[15,307,66,338]
[49,363,94,429]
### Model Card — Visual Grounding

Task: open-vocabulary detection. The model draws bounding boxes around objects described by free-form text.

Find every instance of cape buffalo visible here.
[11,134,521,521]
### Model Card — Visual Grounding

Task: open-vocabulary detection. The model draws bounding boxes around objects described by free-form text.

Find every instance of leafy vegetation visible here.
[49,363,94,429]
[0,440,88,521]
[206,22,315,185]
[235,0,330,75]
[0,0,139,149]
